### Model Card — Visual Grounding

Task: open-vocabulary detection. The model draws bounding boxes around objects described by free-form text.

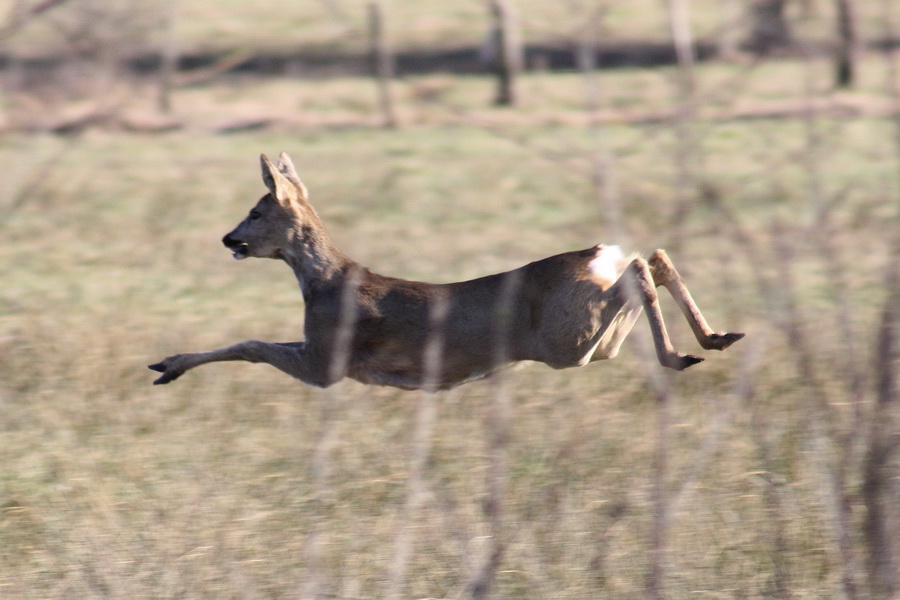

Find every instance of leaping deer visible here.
[149,152,744,391]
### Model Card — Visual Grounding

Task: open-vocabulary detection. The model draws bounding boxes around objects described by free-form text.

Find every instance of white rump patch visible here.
[589,244,632,288]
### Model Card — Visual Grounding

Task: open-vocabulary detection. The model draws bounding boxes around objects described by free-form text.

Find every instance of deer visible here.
[149,152,744,391]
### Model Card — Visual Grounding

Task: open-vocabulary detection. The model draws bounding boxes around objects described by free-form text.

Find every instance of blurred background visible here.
[0,1,898,598]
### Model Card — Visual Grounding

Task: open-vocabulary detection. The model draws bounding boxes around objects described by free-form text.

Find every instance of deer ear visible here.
[275,151,309,199]
[260,153,295,204]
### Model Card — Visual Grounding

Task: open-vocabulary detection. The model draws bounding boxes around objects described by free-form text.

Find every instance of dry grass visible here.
[0,39,898,600]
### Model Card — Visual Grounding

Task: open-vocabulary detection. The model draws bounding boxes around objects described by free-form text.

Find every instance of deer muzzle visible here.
[222,234,249,260]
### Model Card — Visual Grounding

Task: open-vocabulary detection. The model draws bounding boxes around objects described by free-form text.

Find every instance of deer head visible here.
[222,153,316,261]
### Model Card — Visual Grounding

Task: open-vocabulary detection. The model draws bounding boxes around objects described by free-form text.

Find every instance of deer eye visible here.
[249,210,262,221]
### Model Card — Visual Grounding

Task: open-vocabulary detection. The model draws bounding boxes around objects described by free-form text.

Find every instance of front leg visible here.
[148,340,339,388]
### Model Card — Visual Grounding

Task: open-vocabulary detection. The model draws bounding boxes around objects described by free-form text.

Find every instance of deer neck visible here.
[281,222,354,299]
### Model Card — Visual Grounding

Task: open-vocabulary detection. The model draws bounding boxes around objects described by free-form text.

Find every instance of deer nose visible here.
[222,234,241,248]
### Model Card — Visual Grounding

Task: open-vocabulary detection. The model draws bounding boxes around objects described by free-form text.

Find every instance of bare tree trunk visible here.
[745,0,792,54]
[834,0,859,88]
[367,1,397,128]
[487,0,523,106]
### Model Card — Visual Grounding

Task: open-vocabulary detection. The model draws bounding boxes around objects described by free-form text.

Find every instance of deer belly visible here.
[347,341,498,390]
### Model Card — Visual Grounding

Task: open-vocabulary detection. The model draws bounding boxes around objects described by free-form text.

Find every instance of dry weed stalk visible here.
[157,0,178,114]
[862,6,900,592]
[465,270,521,599]
[773,213,868,600]
[386,289,448,600]
[665,0,703,254]
[734,333,794,599]
[642,4,701,594]
[298,267,363,600]
[574,2,626,242]
[704,173,897,600]
[367,1,398,129]
[644,375,673,600]
[798,47,873,600]
[861,236,899,598]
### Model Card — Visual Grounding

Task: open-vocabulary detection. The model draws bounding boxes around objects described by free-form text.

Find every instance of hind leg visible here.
[647,249,745,351]
[616,257,705,371]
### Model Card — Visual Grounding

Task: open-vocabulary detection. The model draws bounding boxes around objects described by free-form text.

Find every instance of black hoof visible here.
[148,363,179,385]
[663,353,704,371]
[704,332,746,351]
[679,354,705,370]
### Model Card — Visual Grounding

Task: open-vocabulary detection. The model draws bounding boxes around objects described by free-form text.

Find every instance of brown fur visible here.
[149,152,744,391]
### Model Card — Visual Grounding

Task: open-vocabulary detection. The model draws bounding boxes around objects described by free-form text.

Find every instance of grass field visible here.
[1,3,899,599]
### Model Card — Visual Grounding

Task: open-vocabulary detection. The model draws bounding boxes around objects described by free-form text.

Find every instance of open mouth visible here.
[228,243,249,260]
